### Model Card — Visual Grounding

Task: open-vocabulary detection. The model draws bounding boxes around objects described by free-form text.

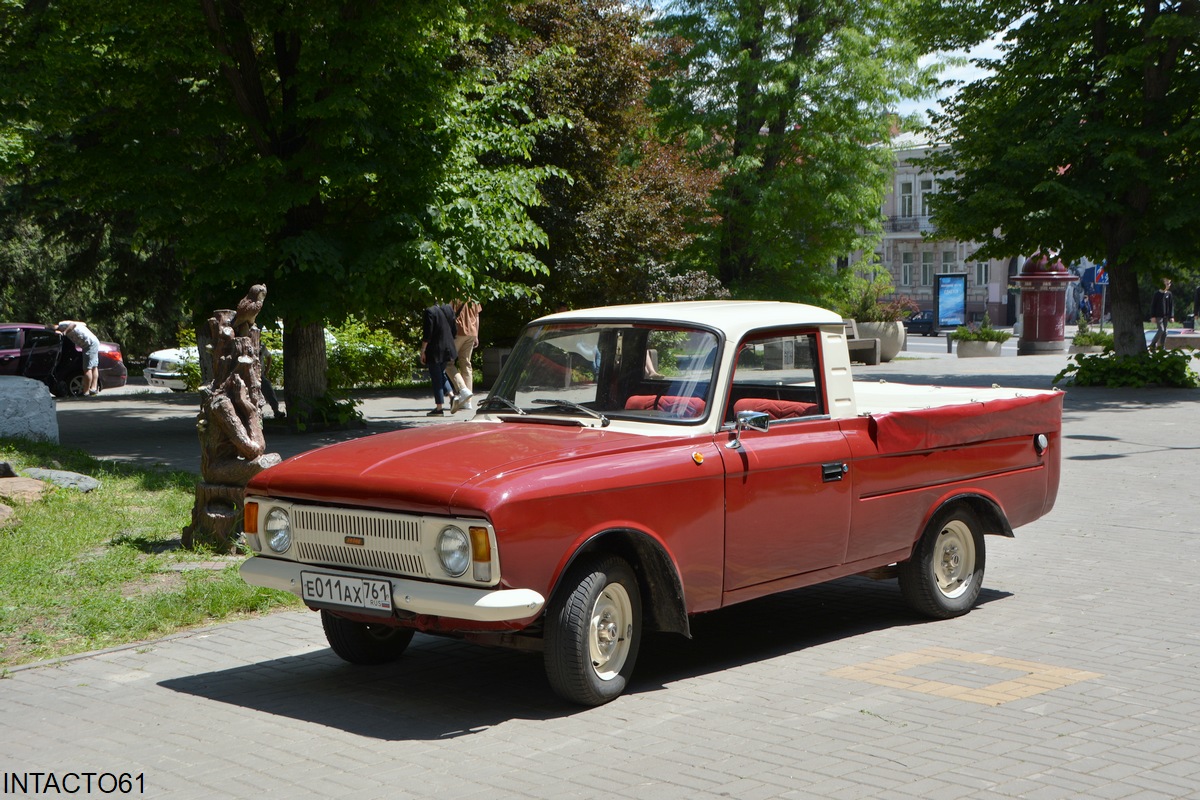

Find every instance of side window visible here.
[726,333,825,423]
[0,330,19,350]
[24,330,59,350]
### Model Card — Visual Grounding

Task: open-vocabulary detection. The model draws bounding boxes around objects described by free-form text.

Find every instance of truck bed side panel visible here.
[839,392,1062,563]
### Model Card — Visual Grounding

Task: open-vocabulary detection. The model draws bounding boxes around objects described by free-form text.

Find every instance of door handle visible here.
[822,462,848,482]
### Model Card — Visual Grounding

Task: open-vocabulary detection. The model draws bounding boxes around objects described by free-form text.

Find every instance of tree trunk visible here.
[283,320,328,427]
[1107,259,1146,358]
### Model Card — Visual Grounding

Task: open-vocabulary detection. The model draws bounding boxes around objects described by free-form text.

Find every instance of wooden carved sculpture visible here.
[183,284,281,551]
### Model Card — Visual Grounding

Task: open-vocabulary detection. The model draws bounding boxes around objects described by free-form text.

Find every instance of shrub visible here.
[950,313,1012,343]
[833,264,920,322]
[326,316,418,389]
[1054,349,1200,388]
[175,327,203,392]
[292,392,364,432]
[1071,329,1114,348]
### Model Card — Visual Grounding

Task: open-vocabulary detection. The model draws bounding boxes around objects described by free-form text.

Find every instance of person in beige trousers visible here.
[449,298,481,413]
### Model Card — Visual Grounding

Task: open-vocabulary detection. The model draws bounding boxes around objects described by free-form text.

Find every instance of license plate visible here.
[300,571,393,613]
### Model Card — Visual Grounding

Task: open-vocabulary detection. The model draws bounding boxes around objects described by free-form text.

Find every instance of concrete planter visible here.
[856,321,906,362]
[956,340,1004,358]
[1068,344,1105,355]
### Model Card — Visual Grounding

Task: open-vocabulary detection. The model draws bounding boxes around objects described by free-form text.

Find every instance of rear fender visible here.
[909,493,1013,558]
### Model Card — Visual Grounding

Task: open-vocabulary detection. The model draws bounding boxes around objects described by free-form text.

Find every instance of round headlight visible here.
[264,508,292,553]
[437,526,471,577]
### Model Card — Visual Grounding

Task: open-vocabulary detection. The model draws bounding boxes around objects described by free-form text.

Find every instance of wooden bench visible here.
[843,319,881,365]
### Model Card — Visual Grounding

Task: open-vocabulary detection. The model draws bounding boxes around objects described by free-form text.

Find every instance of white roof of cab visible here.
[534,301,844,340]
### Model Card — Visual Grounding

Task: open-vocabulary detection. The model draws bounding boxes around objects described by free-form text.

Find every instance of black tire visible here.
[65,373,87,397]
[321,610,414,665]
[898,506,986,619]
[544,556,642,706]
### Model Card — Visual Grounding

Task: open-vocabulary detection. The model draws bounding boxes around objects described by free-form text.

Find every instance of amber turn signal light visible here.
[243,501,258,534]
[469,527,490,561]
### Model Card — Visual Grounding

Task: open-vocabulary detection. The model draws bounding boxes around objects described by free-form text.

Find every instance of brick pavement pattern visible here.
[3,354,1199,799]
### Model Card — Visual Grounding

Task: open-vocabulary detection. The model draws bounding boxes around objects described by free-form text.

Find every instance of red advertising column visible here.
[1013,254,1078,355]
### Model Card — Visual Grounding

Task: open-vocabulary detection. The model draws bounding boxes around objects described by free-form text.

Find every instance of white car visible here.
[144,346,198,391]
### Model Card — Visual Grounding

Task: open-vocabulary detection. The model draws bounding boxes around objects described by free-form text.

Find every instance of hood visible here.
[247,420,647,514]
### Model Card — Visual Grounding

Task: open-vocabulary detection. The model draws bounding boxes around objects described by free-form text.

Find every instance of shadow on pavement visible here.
[635,576,1008,691]
[158,576,1010,738]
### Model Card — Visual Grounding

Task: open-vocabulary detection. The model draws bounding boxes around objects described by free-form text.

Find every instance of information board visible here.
[936,274,968,328]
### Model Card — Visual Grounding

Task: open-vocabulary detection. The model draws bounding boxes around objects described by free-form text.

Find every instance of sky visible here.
[895,35,1006,121]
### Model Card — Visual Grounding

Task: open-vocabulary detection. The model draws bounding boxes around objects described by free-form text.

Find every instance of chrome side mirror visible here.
[727,410,770,449]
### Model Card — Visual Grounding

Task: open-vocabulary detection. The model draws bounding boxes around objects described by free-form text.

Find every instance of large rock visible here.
[23,468,101,493]
[0,377,59,443]
[0,477,52,503]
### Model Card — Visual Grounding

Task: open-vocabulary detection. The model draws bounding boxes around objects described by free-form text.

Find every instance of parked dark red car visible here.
[0,322,127,396]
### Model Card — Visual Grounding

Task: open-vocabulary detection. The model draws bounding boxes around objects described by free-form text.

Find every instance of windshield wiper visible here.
[532,399,610,427]
[478,395,525,415]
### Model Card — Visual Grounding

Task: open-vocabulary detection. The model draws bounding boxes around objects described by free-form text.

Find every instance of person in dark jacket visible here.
[420,303,458,416]
[1149,277,1174,351]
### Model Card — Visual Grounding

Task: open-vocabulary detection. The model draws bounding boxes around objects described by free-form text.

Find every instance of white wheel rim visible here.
[934,520,976,599]
[589,581,633,681]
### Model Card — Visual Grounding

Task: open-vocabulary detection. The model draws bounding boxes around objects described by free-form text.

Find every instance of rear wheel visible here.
[898,506,985,619]
[65,373,87,397]
[321,611,414,665]
[544,556,642,706]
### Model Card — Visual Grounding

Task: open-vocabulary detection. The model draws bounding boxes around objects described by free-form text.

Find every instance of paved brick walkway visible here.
[4,353,1199,799]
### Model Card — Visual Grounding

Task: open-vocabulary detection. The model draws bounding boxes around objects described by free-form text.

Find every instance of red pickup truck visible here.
[240,301,1062,705]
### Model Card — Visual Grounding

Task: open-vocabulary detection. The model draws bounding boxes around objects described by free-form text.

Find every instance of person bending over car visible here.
[53,320,101,396]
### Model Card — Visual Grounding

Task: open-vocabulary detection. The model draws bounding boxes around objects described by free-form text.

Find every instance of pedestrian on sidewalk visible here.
[448,298,481,413]
[1149,277,1173,351]
[420,302,457,416]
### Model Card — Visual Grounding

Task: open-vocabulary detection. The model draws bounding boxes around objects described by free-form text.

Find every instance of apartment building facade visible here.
[869,134,1018,325]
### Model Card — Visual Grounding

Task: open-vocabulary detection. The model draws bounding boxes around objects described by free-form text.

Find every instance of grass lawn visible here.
[0,437,298,670]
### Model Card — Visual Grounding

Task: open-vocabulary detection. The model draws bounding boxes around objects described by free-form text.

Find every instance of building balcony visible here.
[884,215,938,234]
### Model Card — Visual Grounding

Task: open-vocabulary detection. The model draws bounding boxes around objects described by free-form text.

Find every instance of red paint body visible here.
[247,390,1062,626]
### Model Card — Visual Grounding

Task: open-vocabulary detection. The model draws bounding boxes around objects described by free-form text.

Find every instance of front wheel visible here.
[321,610,414,665]
[898,506,986,619]
[544,556,642,706]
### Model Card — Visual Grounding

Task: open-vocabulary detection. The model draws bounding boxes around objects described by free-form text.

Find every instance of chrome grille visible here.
[290,506,426,578]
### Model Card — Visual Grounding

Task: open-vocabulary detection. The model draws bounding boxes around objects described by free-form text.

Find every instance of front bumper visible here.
[144,369,185,390]
[241,557,545,623]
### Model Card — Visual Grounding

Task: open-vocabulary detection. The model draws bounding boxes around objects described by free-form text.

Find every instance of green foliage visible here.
[259,327,284,387]
[291,393,363,432]
[325,316,417,390]
[1070,312,1115,348]
[0,1,563,419]
[475,0,722,336]
[1054,349,1200,388]
[926,1,1200,357]
[0,438,297,667]
[173,327,202,392]
[833,264,920,322]
[0,203,187,359]
[651,0,940,297]
[950,313,1012,343]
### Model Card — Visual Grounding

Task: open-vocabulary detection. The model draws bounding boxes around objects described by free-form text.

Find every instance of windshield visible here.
[487,322,721,424]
